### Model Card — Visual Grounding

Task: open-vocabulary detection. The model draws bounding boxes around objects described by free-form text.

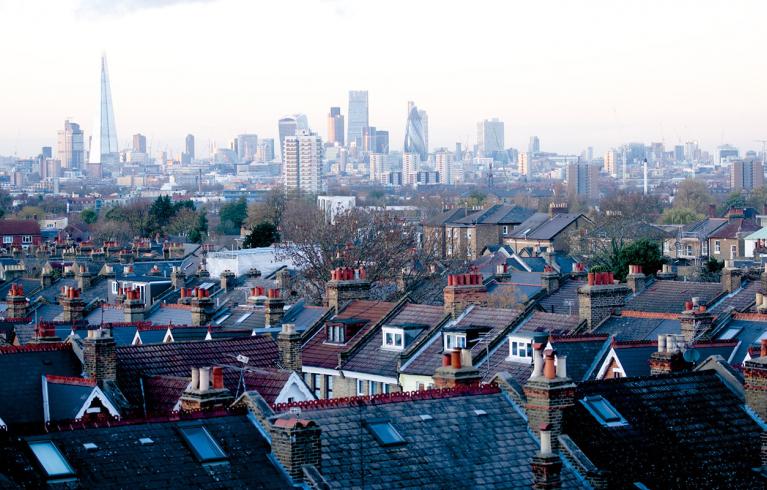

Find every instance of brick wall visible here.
[326,280,370,312]
[83,337,117,385]
[270,420,322,482]
[744,358,767,420]
[443,285,487,317]
[577,285,630,329]
[523,378,576,452]
[277,329,301,372]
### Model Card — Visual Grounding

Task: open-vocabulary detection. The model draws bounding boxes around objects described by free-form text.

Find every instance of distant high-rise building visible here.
[605,149,620,177]
[347,90,369,149]
[528,136,540,154]
[684,141,699,162]
[257,138,275,163]
[625,142,646,164]
[183,134,195,163]
[455,142,463,161]
[283,129,323,194]
[435,149,454,185]
[567,162,599,200]
[278,114,309,160]
[369,153,386,183]
[717,144,739,164]
[41,147,52,159]
[57,120,85,170]
[89,54,119,165]
[237,134,258,162]
[404,102,428,161]
[477,118,505,157]
[132,133,147,153]
[327,107,344,146]
[674,145,685,162]
[363,126,377,153]
[730,160,764,190]
[402,152,420,186]
[519,152,532,176]
[375,130,389,154]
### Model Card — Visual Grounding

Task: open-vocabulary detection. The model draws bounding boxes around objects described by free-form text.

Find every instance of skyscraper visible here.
[347,90,369,149]
[375,130,389,154]
[369,153,386,183]
[89,54,119,165]
[528,136,540,154]
[363,126,377,153]
[278,114,309,160]
[477,118,505,157]
[730,160,764,190]
[283,129,323,194]
[327,107,344,146]
[402,152,419,186]
[404,101,427,161]
[182,134,195,164]
[132,133,147,153]
[435,149,454,185]
[258,138,275,163]
[237,134,258,162]
[57,120,85,170]
[567,162,599,200]
[605,149,620,177]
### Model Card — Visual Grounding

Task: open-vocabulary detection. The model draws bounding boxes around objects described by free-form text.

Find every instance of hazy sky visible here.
[1,0,765,158]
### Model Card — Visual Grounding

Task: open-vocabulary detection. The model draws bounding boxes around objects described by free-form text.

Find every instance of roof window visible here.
[138,437,154,445]
[28,441,75,479]
[364,420,406,447]
[179,425,227,463]
[580,395,629,427]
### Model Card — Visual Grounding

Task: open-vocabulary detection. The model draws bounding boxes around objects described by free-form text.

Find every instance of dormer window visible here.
[508,337,533,363]
[444,333,467,351]
[326,325,345,344]
[382,327,404,350]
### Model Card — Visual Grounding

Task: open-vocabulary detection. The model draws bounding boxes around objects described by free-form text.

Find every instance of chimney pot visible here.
[199,367,210,393]
[212,366,224,389]
[543,351,557,379]
[450,349,462,369]
[540,428,553,455]
[191,368,199,390]
[555,355,567,378]
[658,334,667,352]
[442,352,451,367]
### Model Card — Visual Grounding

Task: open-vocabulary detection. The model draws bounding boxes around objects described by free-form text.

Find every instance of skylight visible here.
[235,312,252,324]
[719,327,741,340]
[179,425,227,463]
[28,441,75,479]
[365,421,406,446]
[580,395,629,427]
[214,313,231,325]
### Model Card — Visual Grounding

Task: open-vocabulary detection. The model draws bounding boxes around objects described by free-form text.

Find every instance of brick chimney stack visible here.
[325,267,371,313]
[220,269,235,292]
[744,340,767,420]
[31,322,61,344]
[171,266,186,289]
[190,287,214,326]
[180,366,233,411]
[541,265,560,294]
[40,265,54,288]
[270,417,322,483]
[680,299,713,343]
[524,340,575,452]
[123,288,145,322]
[433,349,482,388]
[264,288,285,326]
[277,323,302,372]
[656,264,677,280]
[531,424,563,489]
[626,265,646,294]
[443,269,487,318]
[577,272,630,330]
[83,327,117,386]
[649,334,690,375]
[5,283,28,319]
[721,260,742,293]
[60,286,85,323]
[76,264,93,291]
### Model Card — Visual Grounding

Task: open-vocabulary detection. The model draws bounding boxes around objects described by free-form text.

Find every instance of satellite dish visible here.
[683,349,701,363]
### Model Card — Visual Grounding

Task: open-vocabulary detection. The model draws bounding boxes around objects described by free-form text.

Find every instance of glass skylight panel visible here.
[580,395,628,427]
[719,328,741,340]
[214,314,231,325]
[179,426,227,462]
[365,421,406,446]
[28,441,75,478]
[235,312,252,324]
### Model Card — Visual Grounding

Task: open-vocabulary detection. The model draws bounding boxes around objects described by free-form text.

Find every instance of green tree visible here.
[243,221,279,248]
[660,207,704,225]
[81,208,98,224]
[722,191,746,212]
[218,198,248,234]
[150,195,176,229]
[590,238,665,282]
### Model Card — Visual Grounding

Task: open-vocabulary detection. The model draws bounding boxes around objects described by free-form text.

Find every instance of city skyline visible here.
[1,0,766,157]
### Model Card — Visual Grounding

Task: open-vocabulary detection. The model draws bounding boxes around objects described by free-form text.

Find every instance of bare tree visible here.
[277,198,438,303]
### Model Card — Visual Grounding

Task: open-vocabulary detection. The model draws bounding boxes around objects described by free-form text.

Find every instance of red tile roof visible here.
[0,220,40,236]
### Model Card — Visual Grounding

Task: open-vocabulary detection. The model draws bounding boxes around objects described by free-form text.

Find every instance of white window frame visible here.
[444,333,467,351]
[382,327,404,350]
[508,337,533,363]
[356,379,365,396]
[502,225,509,235]
[731,244,737,259]
[368,381,378,395]
[22,235,32,244]
[715,240,721,253]
[685,244,692,256]
[2,236,11,244]
[312,374,321,398]
[325,374,333,398]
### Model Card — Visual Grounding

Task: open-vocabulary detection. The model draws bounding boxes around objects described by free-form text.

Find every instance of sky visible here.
[0,0,765,158]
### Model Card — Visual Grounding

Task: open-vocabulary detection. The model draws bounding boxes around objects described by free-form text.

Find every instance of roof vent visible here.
[138,437,154,446]
[83,442,98,451]
[419,414,433,421]
[473,409,487,416]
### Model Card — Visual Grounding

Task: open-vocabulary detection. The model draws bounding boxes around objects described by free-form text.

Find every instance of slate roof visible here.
[624,280,725,313]
[515,311,583,335]
[454,204,534,225]
[422,207,469,226]
[0,414,290,489]
[707,217,760,239]
[301,300,398,370]
[0,344,82,427]
[45,377,99,422]
[564,370,764,489]
[142,375,189,414]
[680,217,727,237]
[116,336,279,409]
[508,213,585,240]
[298,391,585,489]
[341,304,447,378]
[708,280,758,317]
[714,315,767,365]
[594,314,681,341]
[537,277,585,316]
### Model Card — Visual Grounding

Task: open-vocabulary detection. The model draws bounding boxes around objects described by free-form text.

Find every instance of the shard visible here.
[89,54,119,164]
